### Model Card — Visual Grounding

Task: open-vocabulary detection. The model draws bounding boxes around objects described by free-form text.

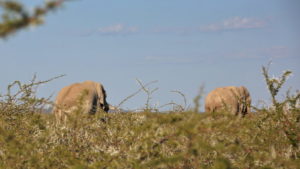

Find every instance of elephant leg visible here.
[89,96,98,114]
[231,103,239,116]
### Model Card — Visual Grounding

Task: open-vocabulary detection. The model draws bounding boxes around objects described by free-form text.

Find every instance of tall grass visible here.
[0,67,299,169]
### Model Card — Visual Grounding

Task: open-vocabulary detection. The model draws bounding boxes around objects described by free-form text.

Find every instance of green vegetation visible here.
[0,0,66,39]
[0,67,299,169]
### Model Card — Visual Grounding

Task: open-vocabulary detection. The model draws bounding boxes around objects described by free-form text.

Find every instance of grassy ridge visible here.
[0,109,299,169]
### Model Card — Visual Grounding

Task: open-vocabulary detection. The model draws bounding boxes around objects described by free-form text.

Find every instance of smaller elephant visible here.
[52,81,109,122]
[205,86,251,116]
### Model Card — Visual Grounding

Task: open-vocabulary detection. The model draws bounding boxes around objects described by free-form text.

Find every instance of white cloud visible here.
[82,24,139,36]
[98,24,138,34]
[150,17,267,35]
[98,24,124,33]
[200,17,267,32]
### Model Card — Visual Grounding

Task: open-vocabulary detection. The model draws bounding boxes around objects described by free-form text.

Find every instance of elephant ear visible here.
[241,86,251,104]
[239,86,252,114]
[95,82,109,112]
[95,82,105,105]
[240,86,250,97]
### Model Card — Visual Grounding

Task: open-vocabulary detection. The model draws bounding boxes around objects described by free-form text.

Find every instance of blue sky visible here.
[1,0,299,110]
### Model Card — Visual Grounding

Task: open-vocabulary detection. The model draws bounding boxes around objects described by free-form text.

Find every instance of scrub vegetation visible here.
[0,66,299,169]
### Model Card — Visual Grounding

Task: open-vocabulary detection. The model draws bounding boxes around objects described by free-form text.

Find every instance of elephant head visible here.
[205,86,251,116]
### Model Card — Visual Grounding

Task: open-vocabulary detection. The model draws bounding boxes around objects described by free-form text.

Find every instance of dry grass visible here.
[0,109,299,169]
[0,66,299,169]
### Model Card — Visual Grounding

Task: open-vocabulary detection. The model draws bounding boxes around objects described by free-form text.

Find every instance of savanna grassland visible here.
[0,67,299,169]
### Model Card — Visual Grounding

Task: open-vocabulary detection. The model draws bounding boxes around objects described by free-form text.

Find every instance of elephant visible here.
[205,86,251,116]
[52,80,109,122]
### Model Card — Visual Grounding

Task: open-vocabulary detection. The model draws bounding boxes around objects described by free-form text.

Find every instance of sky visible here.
[1,0,300,111]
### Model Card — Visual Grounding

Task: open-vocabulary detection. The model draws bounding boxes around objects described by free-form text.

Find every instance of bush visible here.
[0,67,299,169]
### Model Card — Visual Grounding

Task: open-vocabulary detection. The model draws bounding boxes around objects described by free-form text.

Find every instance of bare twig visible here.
[171,90,187,110]
[193,85,205,113]
[0,74,65,114]
[117,80,158,108]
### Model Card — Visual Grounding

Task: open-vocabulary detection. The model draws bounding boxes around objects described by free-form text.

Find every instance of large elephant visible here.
[205,86,251,116]
[52,81,109,122]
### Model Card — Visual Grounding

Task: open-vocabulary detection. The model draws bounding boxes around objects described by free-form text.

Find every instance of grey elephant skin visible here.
[52,81,109,122]
[205,86,251,116]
